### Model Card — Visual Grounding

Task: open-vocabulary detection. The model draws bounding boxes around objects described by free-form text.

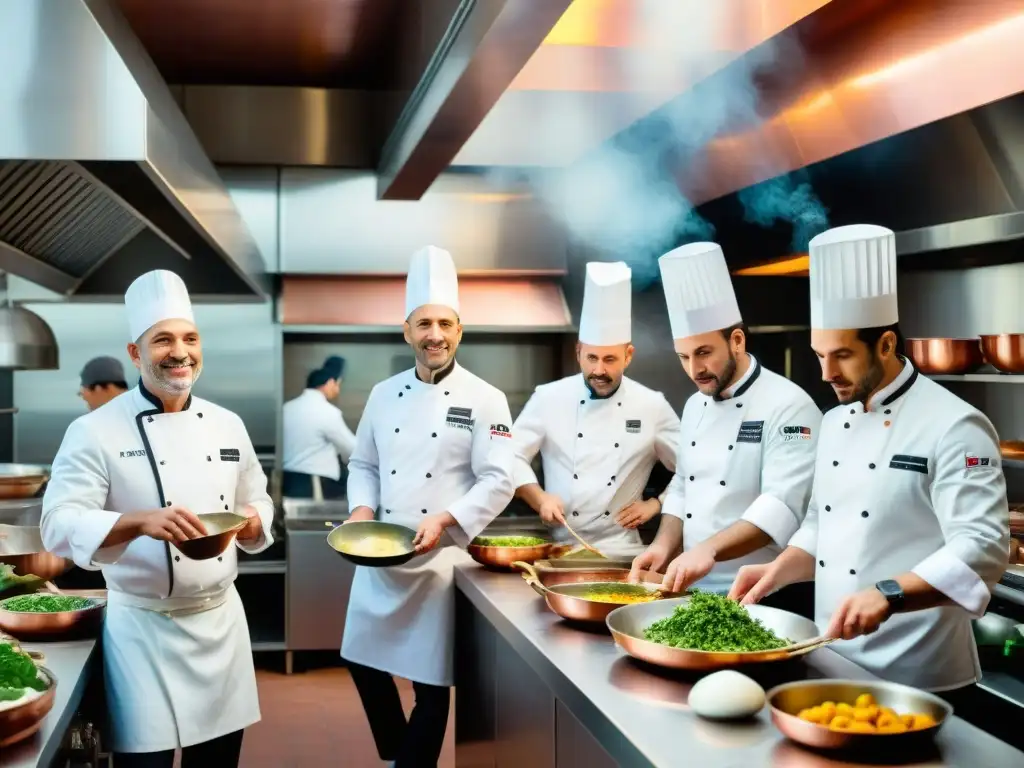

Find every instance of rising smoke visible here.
[513,0,830,287]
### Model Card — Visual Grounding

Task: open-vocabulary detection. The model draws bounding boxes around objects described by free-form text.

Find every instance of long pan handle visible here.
[785,635,838,657]
[512,561,550,597]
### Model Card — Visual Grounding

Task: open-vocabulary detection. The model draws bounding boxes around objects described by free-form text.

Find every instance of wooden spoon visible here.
[562,520,605,558]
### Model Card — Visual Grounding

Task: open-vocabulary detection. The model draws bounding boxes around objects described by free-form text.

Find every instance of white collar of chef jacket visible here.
[716,353,759,401]
[863,355,917,413]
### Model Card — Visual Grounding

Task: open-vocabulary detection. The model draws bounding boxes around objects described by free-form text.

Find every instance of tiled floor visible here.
[236,657,455,767]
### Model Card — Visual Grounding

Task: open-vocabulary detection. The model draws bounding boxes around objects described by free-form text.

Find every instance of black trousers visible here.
[347,660,451,767]
[281,470,346,500]
[112,730,244,767]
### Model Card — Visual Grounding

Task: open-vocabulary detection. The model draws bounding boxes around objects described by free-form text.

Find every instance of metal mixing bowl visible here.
[0,595,105,639]
[905,338,984,375]
[173,513,248,561]
[467,536,551,570]
[326,520,417,567]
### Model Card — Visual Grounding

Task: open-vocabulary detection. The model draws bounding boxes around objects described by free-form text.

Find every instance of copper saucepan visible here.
[905,338,984,375]
[0,665,57,748]
[516,559,663,589]
[0,595,106,639]
[980,333,1024,374]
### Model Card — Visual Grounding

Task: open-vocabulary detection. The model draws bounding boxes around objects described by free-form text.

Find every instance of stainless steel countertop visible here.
[1,639,98,768]
[455,565,1024,768]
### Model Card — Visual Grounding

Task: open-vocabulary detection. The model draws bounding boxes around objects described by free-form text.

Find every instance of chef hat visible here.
[578,261,632,346]
[809,224,898,330]
[405,245,460,319]
[658,242,742,339]
[124,270,195,341]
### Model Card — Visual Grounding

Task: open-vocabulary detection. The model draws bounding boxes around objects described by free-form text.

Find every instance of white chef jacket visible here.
[663,356,821,592]
[341,362,515,686]
[788,359,1010,691]
[512,375,679,555]
[282,388,357,481]
[41,385,275,752]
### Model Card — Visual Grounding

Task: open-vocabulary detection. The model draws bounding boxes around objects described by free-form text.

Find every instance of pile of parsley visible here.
[642,590,790,652]
[472,536,547,547]
[0,643,48,701]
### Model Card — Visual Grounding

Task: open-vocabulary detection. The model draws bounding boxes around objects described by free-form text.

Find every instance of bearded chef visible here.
[512,261,679,556]
[729,224,1010,698]
[40,270,274,768]
[341,245,515,767]
[629,242,822,604]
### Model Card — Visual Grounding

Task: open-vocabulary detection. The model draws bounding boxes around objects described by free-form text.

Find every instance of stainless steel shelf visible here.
[251,640,287,652]
[929,373,1024,383]
[238,559,286,575]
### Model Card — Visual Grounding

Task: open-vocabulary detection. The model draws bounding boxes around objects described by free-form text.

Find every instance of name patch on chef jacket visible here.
[119,449,147,459]
[964,453,992,471]
[625,419,641,434]
[490,423,512,439]
[889,454,928,474]
[446,406,474,431]
[219,448,241,463]
[779,425,812,442]
[736,420,764,444]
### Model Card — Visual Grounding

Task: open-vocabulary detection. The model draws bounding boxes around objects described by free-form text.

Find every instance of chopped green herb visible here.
[0,564,43,596]
[472,536,547,547]
[0,643,47,692]
[642,590,790,652]
[1,594,94,613]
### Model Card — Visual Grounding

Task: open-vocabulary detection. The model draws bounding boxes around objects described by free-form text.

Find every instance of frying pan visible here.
[326,520,417,567]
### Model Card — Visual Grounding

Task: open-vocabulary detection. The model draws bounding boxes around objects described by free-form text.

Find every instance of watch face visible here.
[877,580,901,598]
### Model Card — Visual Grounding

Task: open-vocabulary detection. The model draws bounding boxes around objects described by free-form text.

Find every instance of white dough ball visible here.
[688,670,766,720]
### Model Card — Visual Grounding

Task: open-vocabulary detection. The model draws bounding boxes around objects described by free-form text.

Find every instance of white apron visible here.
[41,386,275,751]
[511,375,680,557]
[342,363,515,686]
[790,362,1009,691]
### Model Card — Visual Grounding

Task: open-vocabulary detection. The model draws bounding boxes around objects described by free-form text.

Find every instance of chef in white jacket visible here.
[281,355,357,500]
[729,224,1010,697]
[630,242,821,603]
[41,270,274,768]
[341,245,515,767]
[512,261,679,556]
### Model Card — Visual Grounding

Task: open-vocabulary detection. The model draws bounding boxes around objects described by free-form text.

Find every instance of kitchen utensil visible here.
[0,525,73,583]
[606,597,821,670]
[535,554,637,570]
[767,679,950,751]
[467,537,550,570]
[516,561,673,624]
[0,594,106,638]
[326,520,417,567]
[906,338,984,375]
[517,560,660,588]
[0,465,49,501]
[980,333,1024,373]
[173,513,248,561]
[0,666,56,748]
[1001,441,1024,461]
[562,520,605,558]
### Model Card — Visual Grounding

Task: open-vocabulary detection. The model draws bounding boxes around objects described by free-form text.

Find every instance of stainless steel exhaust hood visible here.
[0,0,267,301]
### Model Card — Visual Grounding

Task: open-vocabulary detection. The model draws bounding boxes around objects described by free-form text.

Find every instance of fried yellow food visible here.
[828,715,852,730]
[341,536,409,558]
[582,591,659,604]
[855,693,876,709]
[794,691,941,734]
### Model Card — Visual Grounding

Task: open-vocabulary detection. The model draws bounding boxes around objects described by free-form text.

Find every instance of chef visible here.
[728,224,1010,697]
[78,355,129,411]
[629,242,821,602]
[341,245,515,767]
[40,270,274,768]
[281,355,357,500]
[512,261,679,556]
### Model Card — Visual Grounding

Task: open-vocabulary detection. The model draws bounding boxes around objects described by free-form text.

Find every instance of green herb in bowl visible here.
[1,594,95,613]
[0,642,47,700]
[643,590,790,652]
[471,535,548,548]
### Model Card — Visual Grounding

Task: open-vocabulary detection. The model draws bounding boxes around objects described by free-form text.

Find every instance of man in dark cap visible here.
[79,356,129,411]
[281,356,355,499]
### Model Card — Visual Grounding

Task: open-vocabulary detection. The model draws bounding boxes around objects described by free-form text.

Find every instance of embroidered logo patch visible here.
[446,406,473,431]
[964,453,991,470]
[736,420,764,444]
[490,423,512,439]
[220,448,240,463]
[625,419,641,434]
[889,454,928,474]
[119,449,147,459]
[779,425,812,441]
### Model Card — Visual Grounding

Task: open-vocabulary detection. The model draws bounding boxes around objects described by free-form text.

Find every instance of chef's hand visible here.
[616,498,661,529]
[826,587,892,640]
[414,512,456,554]
[727,563,777,605]
[135,506,207,542]
[660,544,716,593]
[628,545,672,584]
[536,492,566,526]
[235,505,263,542]
[343,506,375,524]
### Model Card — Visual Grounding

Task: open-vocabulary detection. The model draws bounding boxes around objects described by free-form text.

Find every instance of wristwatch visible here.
[875,579,905,613]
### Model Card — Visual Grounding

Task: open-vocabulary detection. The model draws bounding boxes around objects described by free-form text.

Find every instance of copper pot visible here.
[905,338,984,375]
[0,464,49,501]
[467,541,551,571]
[0,597,105,639]
[0,665,57,748]
[0,552,72,583]
[980,334,1024,373]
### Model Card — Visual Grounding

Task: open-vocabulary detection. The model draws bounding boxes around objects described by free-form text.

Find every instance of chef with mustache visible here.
[629,242,822,602]
[341,245,515,767]
[41,270,274,767]
[511,261,679,555]
[729,224,1010,697]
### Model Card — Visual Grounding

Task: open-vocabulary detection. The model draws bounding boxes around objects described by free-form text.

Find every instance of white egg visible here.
[688,670,766,720]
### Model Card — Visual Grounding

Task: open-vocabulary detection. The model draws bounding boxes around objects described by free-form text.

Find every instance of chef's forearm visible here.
[650,513,683,553]
[515,483,546,514]
[890,572,956,613]
[773,545,817,586]
[701,521,772,562]
[99,512,144,548]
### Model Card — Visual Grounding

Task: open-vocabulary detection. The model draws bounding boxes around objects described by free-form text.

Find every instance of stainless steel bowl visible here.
[326,520,417,567]
[606,597,820,670]
[767,679,951,750]
[173,513,248,561]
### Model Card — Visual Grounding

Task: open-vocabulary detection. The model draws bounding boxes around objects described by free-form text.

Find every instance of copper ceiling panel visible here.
[681,0,1024,205]
[280,275,573,329]
[115,0,408,88]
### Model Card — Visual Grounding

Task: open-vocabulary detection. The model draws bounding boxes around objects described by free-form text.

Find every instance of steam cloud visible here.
[509,1,831,287]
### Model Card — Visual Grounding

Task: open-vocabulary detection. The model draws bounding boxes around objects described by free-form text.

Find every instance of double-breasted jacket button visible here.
[394,428,400,433]
[220,495,225,501]
[686,513,692,519]
[399,392,403,397]
[444,391,450,396]
[426,473,432,478]
[224,504,229,510]
[385,509,391,514]
[579,399,585,405]
[421,508,427,514]
[432,432,437,438]
[606,481,612,487]
[577,432,583,438]
[844,422,850,429]
[849,569,856,575]
[610,475,616,481]
[884,409,891,415]
[406,385,411,390]
[688,475,694,481]
[818,560,825,567]
[391,470,396,475]
[207,456,212,462]
[572,511,579,517]
[174,555,180,562]
[604,511,610,516]
[869,463,876,469]
[166,501,172,507]
[861,511,869,518]
[832,460,839,467]
[728,445,733,450]
[849,409,855,415]
[147,416,154,423]
[690,441,696,447]
[218,556,223,562]
[719,480,726,486]
[614,442,619,448]
[573,473,578,479]
[824,505,831,511]
[198,413,204,419]
[159,460,166,465]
